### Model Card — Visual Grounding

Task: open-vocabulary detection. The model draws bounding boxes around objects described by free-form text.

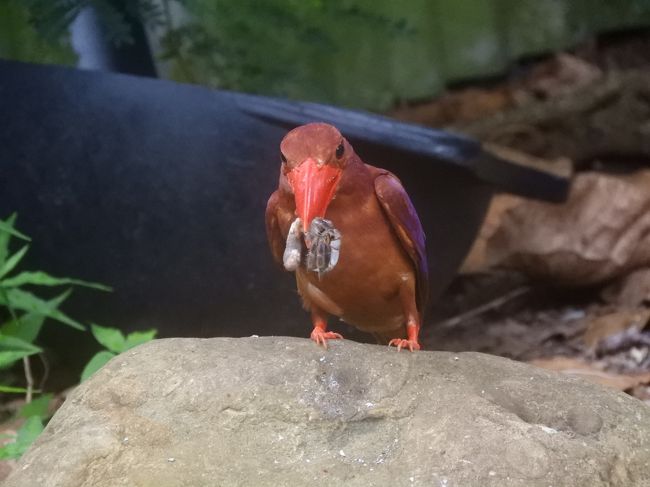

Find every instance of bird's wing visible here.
[265,190,286,266]
[373,171,429,313]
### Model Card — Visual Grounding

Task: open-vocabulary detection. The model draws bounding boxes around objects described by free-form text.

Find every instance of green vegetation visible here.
[6,0,650,110]
[81,324,157,381]
[0,214,155,459]
[0,0,76,65]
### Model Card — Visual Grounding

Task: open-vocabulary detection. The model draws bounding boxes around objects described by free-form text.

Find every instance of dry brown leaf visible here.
[530,356,650,391]
[391,87,514,126]
[460,194,523,274]
[523,53,603,99]
[462,170,650,285]
[602,267,650,307]
[583,308,650,350]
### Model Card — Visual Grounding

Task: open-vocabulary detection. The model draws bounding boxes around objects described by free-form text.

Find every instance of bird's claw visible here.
[310,329,343,348]
[388,338,421,352]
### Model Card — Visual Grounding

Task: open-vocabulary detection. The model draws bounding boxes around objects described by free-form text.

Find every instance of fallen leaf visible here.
[602,267,650,307]
[530,356,650,391]
[583,309,650,351]
[460,194,524,274]
[463,170,650,285]
[391,87,513,126]
[523,53,603,99]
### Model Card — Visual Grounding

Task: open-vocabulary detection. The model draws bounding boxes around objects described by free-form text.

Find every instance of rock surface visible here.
[5,337,650,487]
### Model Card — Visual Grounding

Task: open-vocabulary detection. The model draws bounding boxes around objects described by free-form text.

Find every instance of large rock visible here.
[5,337,650,486]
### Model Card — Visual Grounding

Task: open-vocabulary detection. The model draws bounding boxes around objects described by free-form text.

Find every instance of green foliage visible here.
[159,0,414,101]
[21,0,173,46]
[0,334,41,369]
[81,324,156,381]
[18,394,52,419]
[80,350,117,382]
[0,213,110,457]
[0,0,76,65]
[0,416,44,460]
[0,213,157,458]
[0,212,110,378]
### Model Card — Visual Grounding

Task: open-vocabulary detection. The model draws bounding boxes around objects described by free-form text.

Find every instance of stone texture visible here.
[5,337,650,487]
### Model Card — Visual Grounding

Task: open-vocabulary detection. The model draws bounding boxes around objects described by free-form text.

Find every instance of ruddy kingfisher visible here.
[266,123,428,351]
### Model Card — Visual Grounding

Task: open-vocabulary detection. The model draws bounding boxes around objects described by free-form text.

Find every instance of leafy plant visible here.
[0,0,76,65]
[0,213,110,392]
[0,394,51,459]
[20,0,178,46]
[81,324,156,381]
[0,415,44,460]
[0,213,110,458]
[160,0,414,100]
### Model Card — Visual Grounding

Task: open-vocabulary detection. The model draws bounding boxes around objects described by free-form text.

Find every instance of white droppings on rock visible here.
[540,425,558,434]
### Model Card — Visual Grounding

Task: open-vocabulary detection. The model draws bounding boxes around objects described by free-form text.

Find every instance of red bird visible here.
[265,123,428,351]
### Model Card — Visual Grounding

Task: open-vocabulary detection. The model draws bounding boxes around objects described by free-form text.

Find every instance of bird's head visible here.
[280,123,352,230]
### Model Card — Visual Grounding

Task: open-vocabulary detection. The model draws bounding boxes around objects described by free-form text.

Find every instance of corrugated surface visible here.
[2,0,650,111]
[159,0,650,110]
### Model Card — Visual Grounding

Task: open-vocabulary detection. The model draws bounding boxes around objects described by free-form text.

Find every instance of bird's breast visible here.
[296,191,415,332]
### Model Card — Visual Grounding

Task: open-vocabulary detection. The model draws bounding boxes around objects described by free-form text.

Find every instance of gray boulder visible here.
[5,337,650,486]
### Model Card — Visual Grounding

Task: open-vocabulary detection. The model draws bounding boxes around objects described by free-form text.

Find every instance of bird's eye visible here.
[335,142,344,159]
[280,152,287,163]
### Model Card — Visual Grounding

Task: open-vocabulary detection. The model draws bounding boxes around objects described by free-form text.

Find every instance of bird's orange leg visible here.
[388,282,421,352]
[388,320,421,352]
[309,306,343,348]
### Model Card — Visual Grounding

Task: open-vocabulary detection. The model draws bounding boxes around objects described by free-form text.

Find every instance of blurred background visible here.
[2,0,650,474]
[3,1,650,109]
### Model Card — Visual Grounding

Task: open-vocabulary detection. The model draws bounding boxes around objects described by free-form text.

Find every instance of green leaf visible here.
[0,334,42,354]
[0,288,85,330]
[80,350,116,381]
[0,245,29,280]
[0,350,35,369]
[0,215,30,243]
[124,329,157,350]
[0,271,112,291]
[0,385,28,393]
[90,324,126,353]
[1,290,71,343]
[0,214,17,267]
[0,334,42,369]
[0,416,44,460]
[18,394,52,419]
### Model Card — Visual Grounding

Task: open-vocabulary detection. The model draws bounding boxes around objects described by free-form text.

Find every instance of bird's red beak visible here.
[287,157,342,231]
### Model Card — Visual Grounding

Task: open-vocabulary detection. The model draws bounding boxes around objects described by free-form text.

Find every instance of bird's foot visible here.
[388,338,421,352]
[389,322,421,352]
[310,328,343,348]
